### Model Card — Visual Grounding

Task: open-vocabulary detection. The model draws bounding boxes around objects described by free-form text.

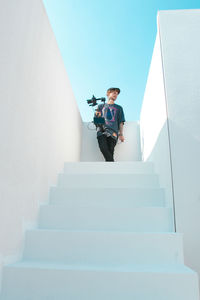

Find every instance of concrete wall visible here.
[140,8,200,281]
[140,31,174,210]
[0,0,82,289]
[81,121,141,161]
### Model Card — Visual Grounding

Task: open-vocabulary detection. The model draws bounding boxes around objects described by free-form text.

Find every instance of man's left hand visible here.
[119,135,125,142]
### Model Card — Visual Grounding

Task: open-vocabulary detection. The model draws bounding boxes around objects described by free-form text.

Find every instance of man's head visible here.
[107,87,120,102]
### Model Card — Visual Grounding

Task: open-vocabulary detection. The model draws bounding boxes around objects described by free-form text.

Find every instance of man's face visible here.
[108,90,119,101]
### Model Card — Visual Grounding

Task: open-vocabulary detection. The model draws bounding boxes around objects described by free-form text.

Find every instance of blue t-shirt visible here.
[95,103,125,140]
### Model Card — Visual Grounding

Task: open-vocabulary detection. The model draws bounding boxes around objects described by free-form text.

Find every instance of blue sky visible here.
[42,0,200,121]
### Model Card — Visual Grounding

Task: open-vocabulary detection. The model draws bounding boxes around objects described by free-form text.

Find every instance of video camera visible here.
[86,95,106,125]
[86,95,106,107]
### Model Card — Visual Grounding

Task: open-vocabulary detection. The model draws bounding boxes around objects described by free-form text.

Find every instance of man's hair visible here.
[107,87,120,95]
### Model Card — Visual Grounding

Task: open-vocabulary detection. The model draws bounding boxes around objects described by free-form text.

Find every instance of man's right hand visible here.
[95,110,101,117]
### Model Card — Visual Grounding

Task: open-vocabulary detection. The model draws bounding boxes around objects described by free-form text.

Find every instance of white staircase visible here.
[0,162,199,299]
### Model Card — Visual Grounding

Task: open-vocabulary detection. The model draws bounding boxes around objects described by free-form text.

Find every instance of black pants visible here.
[97,135,117,161]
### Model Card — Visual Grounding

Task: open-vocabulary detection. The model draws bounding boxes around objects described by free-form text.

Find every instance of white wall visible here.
[0,0,82,290]
[158,8,200,278]
[140,8,200,281]
[81,121,141,161]
[140,31,174,209]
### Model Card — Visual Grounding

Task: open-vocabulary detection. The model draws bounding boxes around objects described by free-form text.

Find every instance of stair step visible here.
[2,159,198,300]
[1,262,199,300]
[49,186,166,207]
[64,161,155,174]
[57,173,160,188]
[38,205,173,232]
[23,230,183,266]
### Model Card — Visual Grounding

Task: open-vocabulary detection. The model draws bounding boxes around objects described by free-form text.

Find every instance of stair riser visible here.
[49,187,166,207]
[1,267,199,300]
[38,206,173,232]
[63,162,155,174]
[57,174,160,188]
[23,231,184,265]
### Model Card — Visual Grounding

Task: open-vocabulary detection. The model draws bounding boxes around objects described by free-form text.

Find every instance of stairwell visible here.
[0,161,199,299]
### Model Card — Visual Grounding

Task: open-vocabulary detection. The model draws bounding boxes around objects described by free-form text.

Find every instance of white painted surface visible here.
[57,173,160,188]
[0,0,82,291]
[1,263,199,300]
[23,230,184,265]
[38,205,173,232]
[81,121,141,161]
[158,9,200,280]
[49,186,166,207]
[140,8,200,285]
[63,161,154,173]
[1,161,199,299]
[140,31,173,208]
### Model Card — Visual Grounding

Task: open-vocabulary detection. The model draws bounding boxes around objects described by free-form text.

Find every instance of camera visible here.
[86,95,106,125]
[86,95,106,106]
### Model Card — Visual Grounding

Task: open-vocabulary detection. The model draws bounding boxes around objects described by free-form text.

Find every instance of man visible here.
[95,87,125,162]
